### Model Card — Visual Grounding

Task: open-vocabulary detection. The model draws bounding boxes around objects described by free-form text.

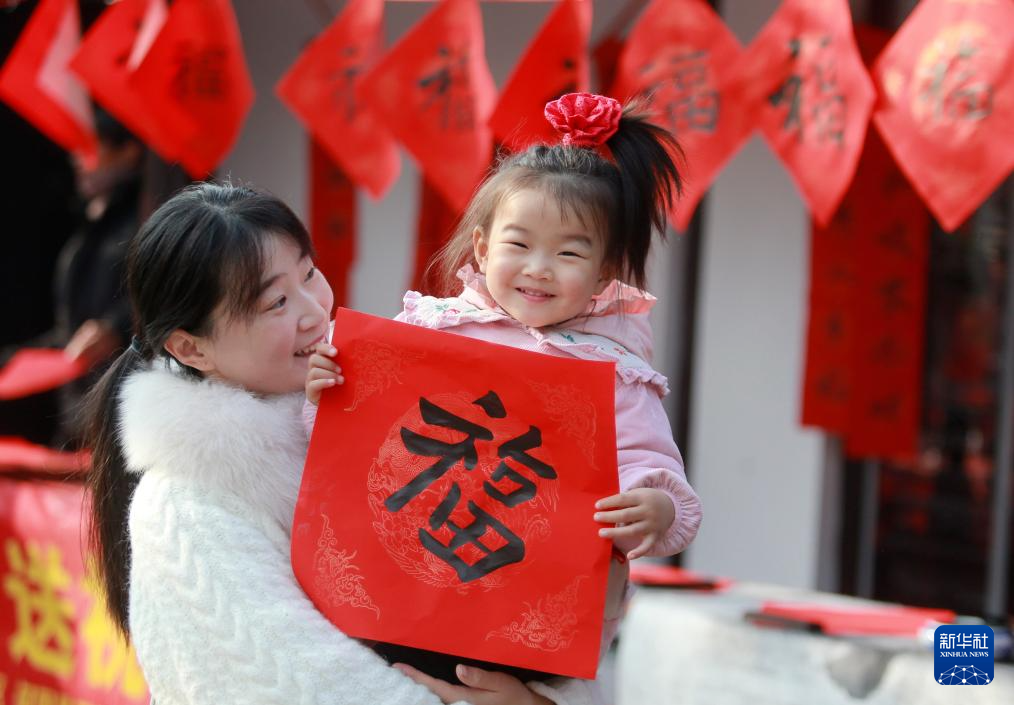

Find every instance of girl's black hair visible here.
[433,101,683,294]
[85,182,313,636]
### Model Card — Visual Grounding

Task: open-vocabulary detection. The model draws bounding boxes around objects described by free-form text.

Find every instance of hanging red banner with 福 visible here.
[726,0,875,226]
[0,0,97,166]
[294,309,617,679]
[802,27,930,460]
[489,0,592,151]
[277,0,400,199]
[70,0,175,166]
[128,0,254,178]
[873,0,1014,232]
[310,140,358,309]
[359,0,496,211]
[611,0,752,232]
[0,478,148,704]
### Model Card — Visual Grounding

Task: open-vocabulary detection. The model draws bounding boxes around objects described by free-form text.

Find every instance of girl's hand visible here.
[594,487,675,560]
[394,663,552,705]
[305,342,343,405]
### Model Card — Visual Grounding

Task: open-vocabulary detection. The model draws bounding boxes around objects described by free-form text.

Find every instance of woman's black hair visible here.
[433,101,683,294]
[85,182,313,635]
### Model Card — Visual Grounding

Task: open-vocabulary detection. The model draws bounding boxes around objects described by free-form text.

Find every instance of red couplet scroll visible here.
[293,308,618,679]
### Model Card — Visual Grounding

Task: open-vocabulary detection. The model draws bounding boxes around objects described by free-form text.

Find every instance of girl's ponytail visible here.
[605,104,684,290]
[85,342,146,636]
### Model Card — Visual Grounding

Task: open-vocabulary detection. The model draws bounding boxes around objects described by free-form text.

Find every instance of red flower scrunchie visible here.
[544,92,622,148]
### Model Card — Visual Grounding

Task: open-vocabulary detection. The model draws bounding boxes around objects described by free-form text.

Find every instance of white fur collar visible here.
[118,363,308,532]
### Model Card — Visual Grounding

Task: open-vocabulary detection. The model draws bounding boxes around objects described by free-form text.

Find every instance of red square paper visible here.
[293,309,617,679]
[727,0,875,225]
[611,0,751,232]
[873,0,1014,232]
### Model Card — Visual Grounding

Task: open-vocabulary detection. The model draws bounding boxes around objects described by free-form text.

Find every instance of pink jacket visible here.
[393,266,701,558]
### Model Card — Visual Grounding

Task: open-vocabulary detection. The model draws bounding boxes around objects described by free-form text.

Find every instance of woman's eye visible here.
[305,266,316,282]
[268,296,286,311]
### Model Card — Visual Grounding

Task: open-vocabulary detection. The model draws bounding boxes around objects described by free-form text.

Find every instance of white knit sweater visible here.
[119,364,599,705]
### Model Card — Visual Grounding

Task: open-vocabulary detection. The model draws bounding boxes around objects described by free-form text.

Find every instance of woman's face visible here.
[199,236,333,395]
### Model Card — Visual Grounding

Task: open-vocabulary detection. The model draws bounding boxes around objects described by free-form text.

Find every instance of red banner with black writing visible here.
[0,478,147,704]
[802,28,930,459]
[310,140,358,309]
[873,0,1014,232]
[293,309,617,679]
[726,0,875,226]
[359,0,496,212]
[611,0,751,232]
[277,0,400,199]
[489,0,592,151]
[129,0,254,178]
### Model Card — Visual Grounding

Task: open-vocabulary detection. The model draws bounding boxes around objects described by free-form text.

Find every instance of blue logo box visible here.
[935,625,994,685]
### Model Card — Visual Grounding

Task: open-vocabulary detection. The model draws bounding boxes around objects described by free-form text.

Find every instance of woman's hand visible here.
[394,663,553,705]
[594,487,675,560]
[305,342,343,405]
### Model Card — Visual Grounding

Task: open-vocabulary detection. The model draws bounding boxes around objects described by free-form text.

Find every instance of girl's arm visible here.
[611,381,702,557]
[127,476,467,705]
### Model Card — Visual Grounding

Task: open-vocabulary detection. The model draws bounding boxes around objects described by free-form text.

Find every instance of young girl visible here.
[308,93,702,665]
[85,182,574,705]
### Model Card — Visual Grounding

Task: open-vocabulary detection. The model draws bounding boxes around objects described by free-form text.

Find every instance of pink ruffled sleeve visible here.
[613,381,702,557]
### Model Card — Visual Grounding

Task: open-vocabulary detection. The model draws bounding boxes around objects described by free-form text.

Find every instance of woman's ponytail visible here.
[85,343,147,636]
[605,104,684,291]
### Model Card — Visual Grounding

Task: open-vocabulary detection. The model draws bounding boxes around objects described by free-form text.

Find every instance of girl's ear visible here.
[472,226,489,274]
[164,329,214,372]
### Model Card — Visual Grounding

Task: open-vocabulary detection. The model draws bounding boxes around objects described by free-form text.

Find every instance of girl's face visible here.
[197,236,333,395]
[474,188,608,329]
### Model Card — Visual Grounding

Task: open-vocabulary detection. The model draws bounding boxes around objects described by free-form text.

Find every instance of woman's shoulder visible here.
[119,363,306,526]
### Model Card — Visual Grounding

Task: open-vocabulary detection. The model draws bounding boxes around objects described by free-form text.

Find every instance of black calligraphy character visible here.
[385,398,493,512]
[419,495,526,582]
[484,426,557,508]
[328,46,361,121]
[879,278,909,313]
[419,46,473,131]
[172,44,227,100]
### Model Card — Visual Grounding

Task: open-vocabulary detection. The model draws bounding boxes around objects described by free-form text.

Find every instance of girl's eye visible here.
[268,296,287,311]
[508,241,528,249]
[305,266,316,282]
[560,251,582,258]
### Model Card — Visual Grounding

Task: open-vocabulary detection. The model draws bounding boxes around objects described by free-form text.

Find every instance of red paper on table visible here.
[0,437,90,474]
[629,563,732,591]
[294,309,617,678]
[359,0,495,211]
[610,0,752,232]
[276,0,400,199]
[0,0,97,166]
[873,0,1014,232]
[726,0,875,226]
[69,0,177,165]
[489,0,592,150]
[310,139,358,308]
[760,602,955,637]
[0,478,147,703]
[0,349,88,400]
[411,175,461,294]
[129,0,254,178]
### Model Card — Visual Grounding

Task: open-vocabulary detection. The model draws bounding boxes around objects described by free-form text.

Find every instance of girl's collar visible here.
[455,264,657,321]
